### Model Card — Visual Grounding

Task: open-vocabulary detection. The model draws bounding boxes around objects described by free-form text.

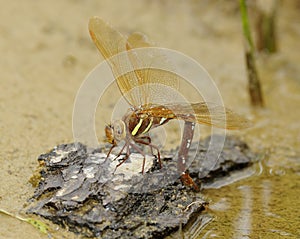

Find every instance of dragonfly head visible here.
[105,120,126,145]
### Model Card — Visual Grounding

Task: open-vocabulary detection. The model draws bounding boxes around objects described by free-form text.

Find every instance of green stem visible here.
[240,0,254,52]
[240,0,264,107]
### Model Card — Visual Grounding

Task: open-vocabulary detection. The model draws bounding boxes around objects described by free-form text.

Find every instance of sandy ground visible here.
[1,1,299,238]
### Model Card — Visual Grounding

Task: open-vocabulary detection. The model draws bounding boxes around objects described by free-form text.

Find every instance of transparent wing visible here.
[89,17,137,105]
[138,102,251,130]
[89,17,180,107]
[126,32,180,105]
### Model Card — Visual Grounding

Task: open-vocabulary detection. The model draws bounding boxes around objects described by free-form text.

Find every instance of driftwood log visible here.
[27,135,256,239]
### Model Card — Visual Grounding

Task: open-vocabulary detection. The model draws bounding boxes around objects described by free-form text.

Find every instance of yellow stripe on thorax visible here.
[142,117,153,134]
[131,118,143,136]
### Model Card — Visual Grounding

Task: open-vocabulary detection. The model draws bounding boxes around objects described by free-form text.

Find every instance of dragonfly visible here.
[88,16,250,191]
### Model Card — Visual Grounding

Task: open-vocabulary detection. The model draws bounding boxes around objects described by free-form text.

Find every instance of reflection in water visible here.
[183,214,213,239]
[257,161,264,175]
[233,186,252,239]
[203,166,257,189]
[198,165,299,238]
[262,180,273,217]
[209,197,230,211]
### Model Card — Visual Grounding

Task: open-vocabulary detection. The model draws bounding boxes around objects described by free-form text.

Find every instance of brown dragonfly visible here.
[88,17,250,191]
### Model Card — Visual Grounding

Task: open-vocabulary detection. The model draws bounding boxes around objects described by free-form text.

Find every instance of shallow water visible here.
[0,1,299,238]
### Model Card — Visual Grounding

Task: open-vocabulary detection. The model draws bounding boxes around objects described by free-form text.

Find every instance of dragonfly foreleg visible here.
[112,143,128,161]
[113,143,130,174]
[105,144,116,162]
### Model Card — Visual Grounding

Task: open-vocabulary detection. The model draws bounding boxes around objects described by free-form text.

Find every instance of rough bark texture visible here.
[27,135,257,238]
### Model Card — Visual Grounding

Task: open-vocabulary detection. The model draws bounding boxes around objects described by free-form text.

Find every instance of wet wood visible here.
[28,135,257,239]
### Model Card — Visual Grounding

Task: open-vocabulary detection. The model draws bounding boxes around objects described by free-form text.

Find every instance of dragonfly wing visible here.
[89,17,127,60]
[89,17,140,106]
[126,32,180,106]
[191,102,251,129]
[138,102,251,130]
[89,17,180,107]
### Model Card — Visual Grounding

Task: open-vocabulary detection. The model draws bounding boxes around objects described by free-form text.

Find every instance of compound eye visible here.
[112,120,126,141]
[115,125,123,135]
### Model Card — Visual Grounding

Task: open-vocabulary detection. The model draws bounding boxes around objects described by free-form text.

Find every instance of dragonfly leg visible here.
[105,144,116,162]
[138,136,154,155]
[112,143,127,161]
[113,143,130,173]
[129,142,147,174]
[135,139,162,169]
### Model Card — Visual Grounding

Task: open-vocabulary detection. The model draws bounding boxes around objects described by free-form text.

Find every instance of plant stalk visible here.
[240,0,264,107]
